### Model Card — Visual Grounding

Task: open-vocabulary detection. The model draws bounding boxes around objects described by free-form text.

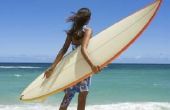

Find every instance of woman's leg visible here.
[77,77,91,110]
[59,92,75,110]
[77,91,88,110]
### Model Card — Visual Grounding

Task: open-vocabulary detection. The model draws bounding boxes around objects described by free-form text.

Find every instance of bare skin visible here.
[44,27,100,110]
[77,91,88,110]
[44,35,71,78]
[44,27,100,78]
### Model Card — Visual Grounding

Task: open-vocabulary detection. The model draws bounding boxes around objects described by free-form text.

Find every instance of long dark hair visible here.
[66,8,91,37]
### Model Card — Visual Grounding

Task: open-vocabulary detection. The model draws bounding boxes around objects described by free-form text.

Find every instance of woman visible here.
[44,8,100,110]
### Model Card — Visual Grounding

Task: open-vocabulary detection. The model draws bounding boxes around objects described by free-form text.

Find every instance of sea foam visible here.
[0,102,170,110]
[0,66,41,69]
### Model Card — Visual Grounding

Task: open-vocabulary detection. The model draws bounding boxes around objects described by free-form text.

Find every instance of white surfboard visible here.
[20,0,162,101]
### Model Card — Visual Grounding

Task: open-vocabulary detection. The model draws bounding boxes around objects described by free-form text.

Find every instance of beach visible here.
[0,63,170,110]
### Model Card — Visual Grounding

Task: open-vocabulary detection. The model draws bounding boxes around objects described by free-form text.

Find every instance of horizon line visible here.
[0,62,170,65]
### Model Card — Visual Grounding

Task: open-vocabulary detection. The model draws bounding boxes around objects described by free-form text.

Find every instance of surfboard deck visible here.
[20,0,162,101]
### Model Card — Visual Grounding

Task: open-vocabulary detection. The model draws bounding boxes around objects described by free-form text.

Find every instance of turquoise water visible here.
[0,63,170,110]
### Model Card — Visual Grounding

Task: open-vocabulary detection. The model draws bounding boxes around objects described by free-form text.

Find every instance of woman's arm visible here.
[50,35,71,69]
[44,35,71,78]
[81,28,100,73]
[81,28,93,67]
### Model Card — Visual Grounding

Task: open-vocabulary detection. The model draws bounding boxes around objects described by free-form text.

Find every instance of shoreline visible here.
[0,102,170,110]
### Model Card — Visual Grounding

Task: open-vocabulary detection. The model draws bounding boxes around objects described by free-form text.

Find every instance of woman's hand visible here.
[91,65,101,74]
[44,67,54,78]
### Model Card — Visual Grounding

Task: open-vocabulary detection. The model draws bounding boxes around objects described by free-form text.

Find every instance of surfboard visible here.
[20,0,162,101]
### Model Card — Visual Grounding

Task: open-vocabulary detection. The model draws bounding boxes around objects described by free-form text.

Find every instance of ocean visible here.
[0,63,170,110]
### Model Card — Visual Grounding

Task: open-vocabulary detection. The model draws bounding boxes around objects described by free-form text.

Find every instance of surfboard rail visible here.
[20,0,162,101]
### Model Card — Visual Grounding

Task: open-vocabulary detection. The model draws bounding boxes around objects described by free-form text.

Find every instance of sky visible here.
[0,0,170,63]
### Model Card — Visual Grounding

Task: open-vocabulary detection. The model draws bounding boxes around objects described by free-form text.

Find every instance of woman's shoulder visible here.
[83,25,93,33]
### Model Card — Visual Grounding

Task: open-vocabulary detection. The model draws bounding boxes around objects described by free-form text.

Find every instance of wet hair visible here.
[66,8,91,37]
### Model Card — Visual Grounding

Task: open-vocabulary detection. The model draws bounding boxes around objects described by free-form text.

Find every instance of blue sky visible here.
[0,0,169,63]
